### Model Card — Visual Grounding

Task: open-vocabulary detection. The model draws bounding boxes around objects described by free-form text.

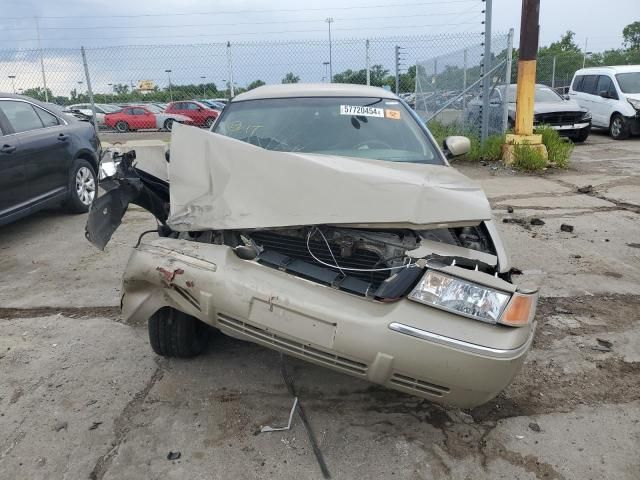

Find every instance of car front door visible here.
[577,75,600,125]
[129,108,152,129]
[186,102,205,125]
[0,99,73,209]
[593,75,618,127]
[0,116,26,216]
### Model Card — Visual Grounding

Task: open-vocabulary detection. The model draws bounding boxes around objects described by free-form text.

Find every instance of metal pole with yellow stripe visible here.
[503,0,548,163]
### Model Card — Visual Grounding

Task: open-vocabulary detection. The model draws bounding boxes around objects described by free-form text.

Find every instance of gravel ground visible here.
[1,130,639,480]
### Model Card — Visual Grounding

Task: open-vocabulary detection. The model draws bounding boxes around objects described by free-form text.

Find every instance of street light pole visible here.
[200,76,206,98]
[8,75,16,94]
[165,69,173,101]
[325,18,334,83]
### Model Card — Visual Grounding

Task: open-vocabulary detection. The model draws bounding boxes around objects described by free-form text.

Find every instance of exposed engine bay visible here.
[179,224,502,300]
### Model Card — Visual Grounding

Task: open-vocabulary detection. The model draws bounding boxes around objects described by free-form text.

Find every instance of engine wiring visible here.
[306,226,416,274]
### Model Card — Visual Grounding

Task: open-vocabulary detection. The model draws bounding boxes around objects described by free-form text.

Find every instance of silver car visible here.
[87,84,538,408]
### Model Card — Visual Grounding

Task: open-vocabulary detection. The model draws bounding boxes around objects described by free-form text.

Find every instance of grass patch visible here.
[512,143,547,171]
[427,120,504,162]
[536,125,573,168]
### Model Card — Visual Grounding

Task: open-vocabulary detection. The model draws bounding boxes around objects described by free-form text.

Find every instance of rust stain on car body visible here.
[156,266,184,285]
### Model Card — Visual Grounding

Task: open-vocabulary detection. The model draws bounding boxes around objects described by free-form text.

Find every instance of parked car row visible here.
[63,99,224,132]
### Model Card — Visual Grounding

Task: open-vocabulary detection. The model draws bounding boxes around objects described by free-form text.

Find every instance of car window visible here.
[123,108,133,115]
[596,75,617,98]
[572,75,583,92]
[132,108,147,115]
[189,103,201,110]
[173,103,183,109]
[615,72,640,94]
[580,75,598,95]
[34,106,60,127]
[214,96,442,164]
[0,100,44,133]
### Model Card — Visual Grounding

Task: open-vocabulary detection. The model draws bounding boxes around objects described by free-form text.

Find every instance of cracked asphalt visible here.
[1,131,639,479]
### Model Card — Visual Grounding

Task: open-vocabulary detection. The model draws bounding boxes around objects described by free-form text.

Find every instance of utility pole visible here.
[503,0,547,163]
[325,18,334,82]
[322,62,330,83]
[582,37,588,68]
[551,55,556,88]
[35,17,49,102]
[394,45,405,94]
[480,0,493,141]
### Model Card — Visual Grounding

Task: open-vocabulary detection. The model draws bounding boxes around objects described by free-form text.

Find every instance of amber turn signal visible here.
[500,293,537,327]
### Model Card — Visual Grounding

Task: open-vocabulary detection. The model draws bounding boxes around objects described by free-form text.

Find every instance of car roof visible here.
[575,65,640,75]
[232,83,398,102]
[0,93,77,119]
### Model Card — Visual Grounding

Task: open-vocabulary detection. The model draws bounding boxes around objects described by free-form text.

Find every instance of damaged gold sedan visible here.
[87,84,537,408]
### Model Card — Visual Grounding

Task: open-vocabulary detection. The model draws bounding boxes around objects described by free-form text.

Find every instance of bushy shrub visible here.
[536,125,573,168]
[512,143,547,171]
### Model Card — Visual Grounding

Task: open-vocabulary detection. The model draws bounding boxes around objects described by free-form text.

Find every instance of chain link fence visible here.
[414,31,513,139]
[1,34,638,136]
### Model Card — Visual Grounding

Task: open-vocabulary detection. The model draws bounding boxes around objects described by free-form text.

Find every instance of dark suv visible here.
[0,94,100,226]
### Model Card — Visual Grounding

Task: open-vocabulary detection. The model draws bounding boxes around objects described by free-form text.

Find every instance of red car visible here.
[104,106,193,132]
[165,101,220,128]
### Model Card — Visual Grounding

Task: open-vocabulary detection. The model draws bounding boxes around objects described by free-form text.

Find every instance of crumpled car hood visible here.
[167,123,492,231]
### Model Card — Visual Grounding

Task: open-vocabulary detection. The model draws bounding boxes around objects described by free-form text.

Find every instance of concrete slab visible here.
[604,184,640,207]
[494,194,616,209]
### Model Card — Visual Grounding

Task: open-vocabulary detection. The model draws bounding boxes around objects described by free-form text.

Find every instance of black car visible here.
[0,93,100,226]
[466,84,592,142]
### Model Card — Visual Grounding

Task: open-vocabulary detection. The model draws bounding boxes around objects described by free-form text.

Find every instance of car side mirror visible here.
[563,94,570,100]
[443,136,471,159]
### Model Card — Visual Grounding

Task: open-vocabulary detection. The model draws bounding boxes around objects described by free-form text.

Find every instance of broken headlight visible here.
[408,270,510,324]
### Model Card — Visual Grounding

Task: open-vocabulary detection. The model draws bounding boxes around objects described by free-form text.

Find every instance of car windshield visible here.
[615,72,640,93]
[213,96,441,164]
[145,104,163,113]
[504,85,562,102]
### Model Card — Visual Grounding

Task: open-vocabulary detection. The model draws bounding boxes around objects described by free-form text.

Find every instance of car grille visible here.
[390,372,450,397]
[534,111,583,126]
[251,231,391,294]
[217,314,369,375]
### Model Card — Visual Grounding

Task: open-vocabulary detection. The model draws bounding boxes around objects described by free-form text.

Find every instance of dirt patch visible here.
[0,306,121,320]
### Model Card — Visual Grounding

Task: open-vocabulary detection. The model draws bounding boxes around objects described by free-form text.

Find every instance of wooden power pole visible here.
[503,0,548,162]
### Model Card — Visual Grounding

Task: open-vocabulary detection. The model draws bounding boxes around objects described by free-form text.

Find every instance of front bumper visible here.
[536,121,590,136]
[122,238,535,408]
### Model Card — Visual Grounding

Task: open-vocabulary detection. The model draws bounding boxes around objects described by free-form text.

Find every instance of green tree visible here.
[21,87,53,102]
[113,83,129,95]
[247,79,266,90]
[281,72,300,84]
[623,21,640,50]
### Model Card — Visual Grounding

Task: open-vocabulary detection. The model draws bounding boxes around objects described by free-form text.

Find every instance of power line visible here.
[4,22,485,43]
[0,0,479,20]
[3,10,477,31]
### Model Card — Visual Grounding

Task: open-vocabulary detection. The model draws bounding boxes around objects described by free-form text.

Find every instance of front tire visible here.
[204,117,215,128]
[115,121,129,133]
[164,118,175,131]
[62,159,96,213]
[148,307,210,358]
[610,114,629,140]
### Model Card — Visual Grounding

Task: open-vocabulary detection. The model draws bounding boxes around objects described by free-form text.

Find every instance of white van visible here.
[569,66,640,139]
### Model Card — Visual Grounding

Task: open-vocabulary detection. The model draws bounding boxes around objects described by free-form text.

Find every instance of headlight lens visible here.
[409,270,510,324]
[580,110,592,120]
[628,98,640,111]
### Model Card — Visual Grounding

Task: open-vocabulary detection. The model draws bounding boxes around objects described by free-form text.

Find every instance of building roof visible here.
[232,83,398,102]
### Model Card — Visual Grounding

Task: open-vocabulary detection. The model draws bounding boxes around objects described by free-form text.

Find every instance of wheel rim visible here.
[116,122,127,132]
[205,117,214,127]
[611,118,622,137]
[75,166,95,205]
[165,119,173,131]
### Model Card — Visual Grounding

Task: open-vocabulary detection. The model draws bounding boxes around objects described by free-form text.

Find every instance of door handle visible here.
[57,134,69,141]
[0,144,16,153]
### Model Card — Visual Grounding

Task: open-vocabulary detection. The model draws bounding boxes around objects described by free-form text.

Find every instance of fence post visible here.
[395,45,400,94]
[551,55,556,88]
[480,0,493,141]
[502,28,514,134]
[226,41,235,97]
[365,39,370,86]
[81,47,99,137]
[463,48,468,110]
